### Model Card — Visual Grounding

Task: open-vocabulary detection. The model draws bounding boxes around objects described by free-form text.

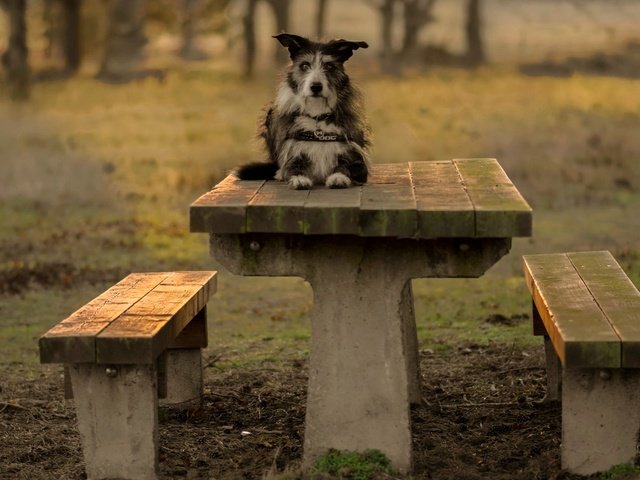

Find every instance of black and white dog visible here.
[235,33,371,189]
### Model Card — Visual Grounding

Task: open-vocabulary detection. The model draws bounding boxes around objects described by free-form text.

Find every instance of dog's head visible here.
[274,34,368,115]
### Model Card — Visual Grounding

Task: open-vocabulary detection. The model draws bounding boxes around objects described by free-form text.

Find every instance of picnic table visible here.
[190,158,532,472]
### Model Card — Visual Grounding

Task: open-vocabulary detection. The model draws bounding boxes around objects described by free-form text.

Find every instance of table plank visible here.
[304,186,362,235]
[409,161,475,238]
[455,158,532,238]
[39,273,170,363]
[190,175,265,233]
[360,163,417,237]
[568,251,640,368]
[96,272,216,364]
[247,181,310,233]
[523,253,621,368]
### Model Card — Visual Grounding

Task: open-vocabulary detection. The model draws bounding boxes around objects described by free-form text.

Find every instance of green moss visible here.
[312,449,395,480]
[598,463,640,480]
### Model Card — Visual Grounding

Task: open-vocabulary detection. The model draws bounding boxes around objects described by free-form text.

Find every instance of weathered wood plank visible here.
[303,186,361,235]
[39,273,170,363]
[523,254,621,368]
[455,158,532,238]
[190,175,265,233]
[360,163,417,237]
[96,272,216,364]
[410,161,474,238]
[568,251,640,368]
[247,181,310,233]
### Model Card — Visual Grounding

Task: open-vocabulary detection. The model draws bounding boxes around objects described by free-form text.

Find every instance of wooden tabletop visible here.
[190,159,532,238]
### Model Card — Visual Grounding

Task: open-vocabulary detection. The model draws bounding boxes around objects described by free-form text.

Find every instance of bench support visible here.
[159,348,203,406]
[69,363,159,480]
[543,337,561,401]
[211,233,510,473]
[562,368,640,475]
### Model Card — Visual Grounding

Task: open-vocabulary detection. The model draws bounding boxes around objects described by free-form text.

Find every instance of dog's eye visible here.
[324,63,335,71]
[299,62,311,72]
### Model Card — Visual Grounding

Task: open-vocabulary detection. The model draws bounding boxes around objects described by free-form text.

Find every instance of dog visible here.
[235,33,371,189]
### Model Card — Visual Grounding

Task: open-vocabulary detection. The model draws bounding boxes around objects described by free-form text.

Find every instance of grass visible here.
[1,54,640,372]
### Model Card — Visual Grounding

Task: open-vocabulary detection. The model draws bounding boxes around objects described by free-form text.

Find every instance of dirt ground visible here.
[0,343,602,480]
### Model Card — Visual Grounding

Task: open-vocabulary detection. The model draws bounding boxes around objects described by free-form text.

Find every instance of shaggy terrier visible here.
[236,33,371,189]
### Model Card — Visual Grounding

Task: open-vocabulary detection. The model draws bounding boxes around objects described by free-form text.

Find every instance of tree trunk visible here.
[2,0,30,100]
[400,0,435,63]
[99,0,148,80]
[62,0,81,72]
[315,0,328,39]
[180,0,207,60]
[465,0,485,66]
[379,0,395,72]
[268,0,291,64]
[243,0,258,77]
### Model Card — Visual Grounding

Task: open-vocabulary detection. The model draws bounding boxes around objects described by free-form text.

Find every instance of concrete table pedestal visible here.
[212,234,511,472]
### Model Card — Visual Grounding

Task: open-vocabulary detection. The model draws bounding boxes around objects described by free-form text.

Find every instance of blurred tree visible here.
[465,0,484,66]
[365,0,437,72]
[243,0,258,77]
[42,0,81,73]
[1,0,30,99]
[242,0,291,77]
[62,0,82,72]
[98,0,150,81]
[316,0,328,39]
[180,0,208,60]
[400,0,436,60]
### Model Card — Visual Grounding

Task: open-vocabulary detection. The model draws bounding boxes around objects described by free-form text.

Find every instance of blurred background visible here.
[2,0,640,379]
[2,2,640,477]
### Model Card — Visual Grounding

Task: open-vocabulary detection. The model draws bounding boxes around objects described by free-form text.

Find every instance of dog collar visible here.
[289,130,349,142]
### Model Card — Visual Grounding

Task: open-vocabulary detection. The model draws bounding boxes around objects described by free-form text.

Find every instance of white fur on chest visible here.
[278,139,348,183]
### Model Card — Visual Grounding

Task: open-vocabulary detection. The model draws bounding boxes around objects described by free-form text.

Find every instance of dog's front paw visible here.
[289,175,313,190]
[326,172,351,189]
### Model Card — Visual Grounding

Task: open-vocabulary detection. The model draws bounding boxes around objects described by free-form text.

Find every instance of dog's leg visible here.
[326,150,368,188]
[284,154,313,190]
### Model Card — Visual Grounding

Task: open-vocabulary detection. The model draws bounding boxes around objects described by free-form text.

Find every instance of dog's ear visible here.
[273,33,312,59]
[323,39,369,62]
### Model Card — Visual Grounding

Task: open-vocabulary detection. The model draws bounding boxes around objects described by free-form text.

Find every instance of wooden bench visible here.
[39,271,217,480]
[523,251,640,475]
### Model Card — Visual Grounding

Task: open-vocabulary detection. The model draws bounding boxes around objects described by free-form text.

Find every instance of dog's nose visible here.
[310,82,323,94]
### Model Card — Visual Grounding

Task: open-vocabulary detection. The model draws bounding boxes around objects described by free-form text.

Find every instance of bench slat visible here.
[360,163,417,237]
[523,253,621,368]
[39,273,171,363]
[568,251,640,368]
[455,159,532,238]
[96,272,216,364]
[190,176,265,233]
[410,161,475,238]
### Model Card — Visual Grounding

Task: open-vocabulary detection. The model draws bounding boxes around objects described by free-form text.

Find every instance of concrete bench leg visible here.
[543,336,561,401]
[562,368,640,475]
[159,348,203,406]
[68,363,158,480]
[303,250,413,473]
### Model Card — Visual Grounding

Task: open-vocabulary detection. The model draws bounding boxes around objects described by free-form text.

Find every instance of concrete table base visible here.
[211,233,510,472]
[68,363,159,480]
